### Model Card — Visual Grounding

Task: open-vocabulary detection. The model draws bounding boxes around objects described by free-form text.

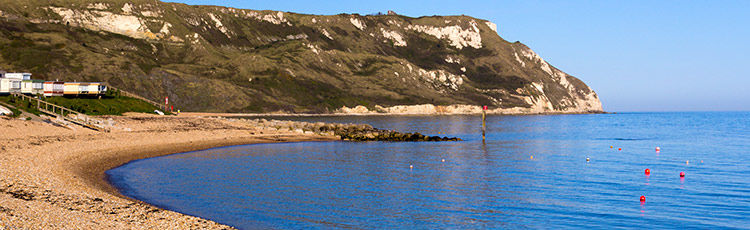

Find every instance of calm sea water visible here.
[107,112,750,229]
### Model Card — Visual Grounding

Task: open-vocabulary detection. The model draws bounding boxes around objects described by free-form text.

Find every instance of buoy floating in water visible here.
[441,158,445,162]
[655,146,660,152]
[530,155,534,160]
[645,168,650,175]
[410,165,413,169]
[686,160,689,165]
[640,195,646,202]
[618,148,622,151]
[610,146,613,148]
[680,172,685,177]
[586,157,590,162]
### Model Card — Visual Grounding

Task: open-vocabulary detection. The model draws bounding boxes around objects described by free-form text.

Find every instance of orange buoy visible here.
[409,164,413,169]
[680,172,685,177]
[530,155,534,160]
[586,157,590,162]
[640,195,646,202]
[610,146,613,148]
[645,168,650,175]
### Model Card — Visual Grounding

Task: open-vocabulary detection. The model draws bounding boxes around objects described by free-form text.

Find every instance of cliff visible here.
[0,0,603,114]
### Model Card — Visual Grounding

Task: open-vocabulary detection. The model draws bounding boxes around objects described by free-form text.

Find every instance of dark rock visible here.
[334,123,461,142]
[9,189,34,201]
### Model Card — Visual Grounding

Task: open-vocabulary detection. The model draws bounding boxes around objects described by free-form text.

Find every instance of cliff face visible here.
[0,0,603,114]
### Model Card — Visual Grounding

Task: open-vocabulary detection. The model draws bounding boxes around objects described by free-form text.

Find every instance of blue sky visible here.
[170,0,750,112]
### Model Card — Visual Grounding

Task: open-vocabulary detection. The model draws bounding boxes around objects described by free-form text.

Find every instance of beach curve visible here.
[0,113,338,229]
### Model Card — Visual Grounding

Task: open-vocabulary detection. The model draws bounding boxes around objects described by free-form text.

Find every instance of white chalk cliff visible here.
[0,0,603,114]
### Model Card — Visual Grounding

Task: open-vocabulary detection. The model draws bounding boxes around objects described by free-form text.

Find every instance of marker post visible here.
[482,105,487,141]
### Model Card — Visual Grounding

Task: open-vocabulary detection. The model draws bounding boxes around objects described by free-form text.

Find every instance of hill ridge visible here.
[0,0,603,114]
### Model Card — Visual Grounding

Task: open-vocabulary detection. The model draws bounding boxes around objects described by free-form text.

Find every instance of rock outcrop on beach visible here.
[245,118,461,141]
[0,0,603,114]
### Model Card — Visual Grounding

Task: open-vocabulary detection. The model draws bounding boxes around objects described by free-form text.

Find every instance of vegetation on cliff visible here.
[0,0,603,114]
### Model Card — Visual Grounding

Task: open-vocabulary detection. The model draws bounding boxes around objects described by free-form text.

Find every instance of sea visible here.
[106,112,750,229]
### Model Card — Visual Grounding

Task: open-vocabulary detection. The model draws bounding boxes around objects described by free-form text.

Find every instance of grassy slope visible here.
[0,95,43,115]
[0,0,599,113]
[43,96,160,115]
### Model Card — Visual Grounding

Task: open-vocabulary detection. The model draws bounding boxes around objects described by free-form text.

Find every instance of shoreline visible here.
[81,135,338,201]
[180,110,608,118]
[0,114,338,228]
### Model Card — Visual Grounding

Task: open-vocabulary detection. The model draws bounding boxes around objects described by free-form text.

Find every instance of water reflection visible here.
[108,113,750,229]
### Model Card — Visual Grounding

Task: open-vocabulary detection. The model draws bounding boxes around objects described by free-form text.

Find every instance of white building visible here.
[1,72,29,94]
[3,73,31,80]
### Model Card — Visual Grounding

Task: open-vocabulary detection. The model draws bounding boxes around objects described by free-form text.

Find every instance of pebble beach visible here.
[0,113,339,229]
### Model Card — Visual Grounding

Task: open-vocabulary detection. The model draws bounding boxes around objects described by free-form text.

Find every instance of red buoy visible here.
[640,195,646,202]
[655,147,660,152]
[680,172,685,177]
[645,168,650,175]
[618,148,622,151]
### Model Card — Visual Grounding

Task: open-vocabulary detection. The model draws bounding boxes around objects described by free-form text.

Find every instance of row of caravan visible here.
[0,72,107,96]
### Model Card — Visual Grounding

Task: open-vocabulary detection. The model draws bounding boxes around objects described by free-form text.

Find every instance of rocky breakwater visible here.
[336,127,462,142]
[249,118,461,142]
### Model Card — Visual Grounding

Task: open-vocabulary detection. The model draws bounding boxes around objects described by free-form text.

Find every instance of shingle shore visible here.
[0,114,342,229]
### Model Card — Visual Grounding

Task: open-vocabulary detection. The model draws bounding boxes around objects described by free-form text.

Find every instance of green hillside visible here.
[0,0,602,113]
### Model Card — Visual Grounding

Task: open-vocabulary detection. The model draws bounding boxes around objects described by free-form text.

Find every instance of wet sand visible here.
[0,113,338,229]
